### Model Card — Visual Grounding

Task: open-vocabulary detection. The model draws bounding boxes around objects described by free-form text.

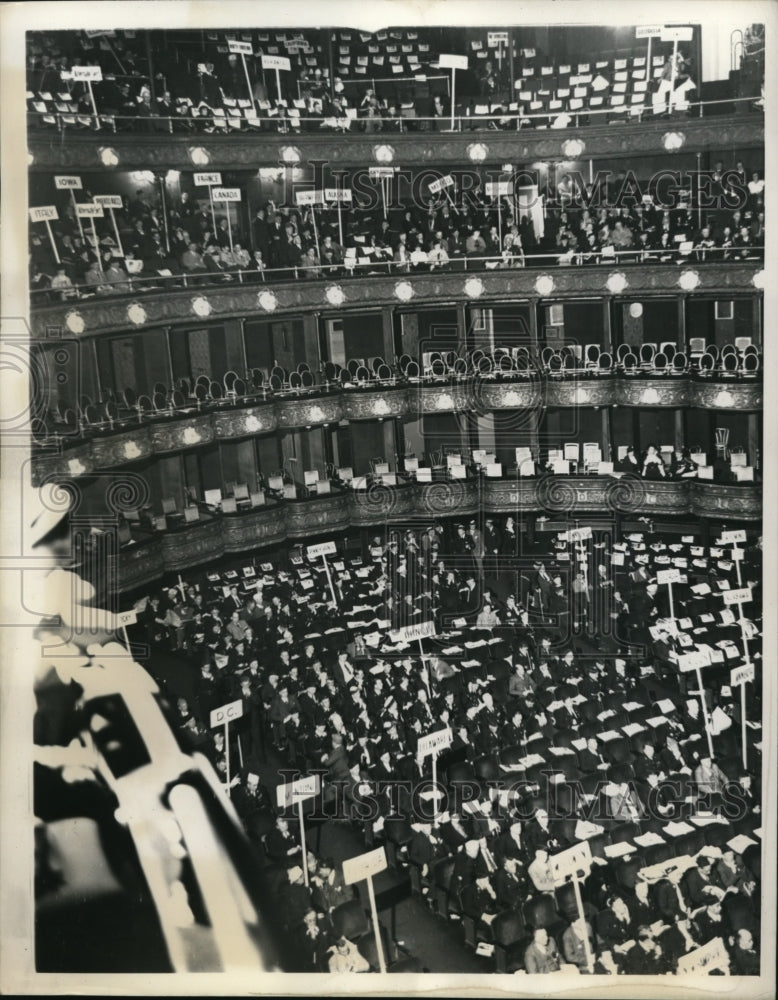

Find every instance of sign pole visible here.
[669,38,679,109]
[224,720,231,796]
[240,53,256,116]
[365,874,387,973]
[177,574,187,601]
[666,578,675,623]
[275,68,282,104]
[646,37,652,82]
[89,217,101,268]
[71,190,85,242]
[418,638,431,698]
[44,220,61,263]
[431,750,439,827]
[740,675,747,769]
[107,207,124,256]
[695,663,715,759]
[571,874,594,971]
[208,188,217,241]
[298,799,309,886]
[450,68,456,130]
[310,200,322,266]
[86,79,99,123]
[321,552,337,605]
[336,179,344,246]
[226,205,234,251]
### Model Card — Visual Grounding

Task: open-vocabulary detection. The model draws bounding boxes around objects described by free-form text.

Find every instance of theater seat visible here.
[492,911,527,973]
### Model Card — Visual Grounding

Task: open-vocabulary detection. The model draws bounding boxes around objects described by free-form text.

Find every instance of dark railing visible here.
[31,245,765,305]
[26,95,763,136]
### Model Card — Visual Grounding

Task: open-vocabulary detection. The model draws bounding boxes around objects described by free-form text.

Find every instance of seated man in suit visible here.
[524,927,562,974]
[680,856,726,910]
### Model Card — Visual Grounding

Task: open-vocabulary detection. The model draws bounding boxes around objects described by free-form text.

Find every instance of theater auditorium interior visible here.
[25,14,767,984]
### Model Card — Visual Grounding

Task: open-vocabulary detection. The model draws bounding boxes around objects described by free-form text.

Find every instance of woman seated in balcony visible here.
[670,447,698,478]
[641,444,667,480]
[615,446,641,474]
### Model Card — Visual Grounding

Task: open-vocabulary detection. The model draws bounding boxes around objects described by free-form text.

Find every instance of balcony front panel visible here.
[221,505,290,553]
[212,402,278,438]
[148,413,216,455]
[691,481,762,521]
[340,387,410,422]
[275,395,343,430]
[691,381,763,411]
[108,478,762,590]
[28,114,764,172]
[284,493,352,539]
[30,263,763,341]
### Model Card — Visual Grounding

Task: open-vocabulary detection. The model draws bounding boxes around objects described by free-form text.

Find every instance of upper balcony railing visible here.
[27,106,764,170]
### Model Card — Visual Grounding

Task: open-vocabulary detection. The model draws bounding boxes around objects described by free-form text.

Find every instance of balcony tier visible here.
[107,477,761,590]
[28,113,764,171]
[30,263,763,341]
[33,377,762,481]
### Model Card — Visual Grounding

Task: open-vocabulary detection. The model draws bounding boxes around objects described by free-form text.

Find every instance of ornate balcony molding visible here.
[28,114,764,171]
[108,478,761,591]
[32,378,762,480]
[31,263,762,341]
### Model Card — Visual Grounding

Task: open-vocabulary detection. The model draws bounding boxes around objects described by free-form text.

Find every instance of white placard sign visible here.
[720,529,746,544]
[676,937,730,976]
[209,698,244,728]
[194,172,222,186]
[307,540,337,559]
[54,175,83,190]
[678,649,712,672]
[275,774,321,809]
[228,40,253,55]
[295,189,324,206]
[550,841,592,885]
[429,175,455,194]
[262,54,292,71]
[93,194,123,208]
[71,65,103,81]
[390,620,437,643]
[116,609,138,628]
[29,206,59,222]
[730,663,755,686]
[636,26,663,37]
[417,727,453,758]
[438,53,469,70]
[76,203,104,218]
[661,26,694,42]
[656,568,682,584]
[342,846,388,885]
[723,587,752,606]
[485,181,512,196]
[324,188,353,202]
[488,31,510,45]
[212,187,242,201]
[368,167,398,178]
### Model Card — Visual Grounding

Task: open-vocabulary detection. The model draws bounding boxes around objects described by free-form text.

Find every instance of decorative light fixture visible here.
[191,295,212,317]
[309,406,325,422]
[678,270,700,291]
[325,284,345,307]
[714,390,735,408]
[606,272,628,295]
[752,270,765,289]
[123,441,142,461]
[279,145,301,164]
[126,302,147,326]
[188,146,210,166]
[662,131,686,151]
[467,142,488,163]
[394,280,414,302]
[68,458,87,476]
[561,138,586,158]
[640,388,661,405]
[64,310,85,334]
[258,290,278,312]
[374,144,395,164]
[183,427,202,445]
[534,274,555,297]
[98,147,120,167]
[464,276,484,299]
[629,302,644,319]
[245,415,264,432]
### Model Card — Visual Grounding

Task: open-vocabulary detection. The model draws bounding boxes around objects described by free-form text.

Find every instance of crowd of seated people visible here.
[27,27,762,135]
[29,157,764,302]
[128,516,762,974]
